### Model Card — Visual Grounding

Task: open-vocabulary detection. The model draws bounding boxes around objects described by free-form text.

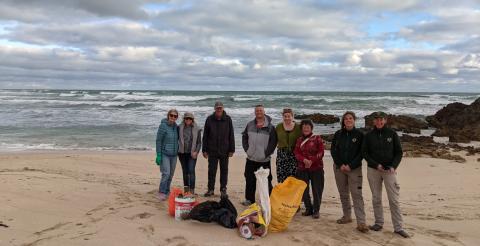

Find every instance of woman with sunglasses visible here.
[155,109,179,201]
[178,112,202,195]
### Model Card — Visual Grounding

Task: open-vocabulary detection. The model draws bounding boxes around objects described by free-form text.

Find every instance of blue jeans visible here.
[159,154,177,195]
[178,153,197,191]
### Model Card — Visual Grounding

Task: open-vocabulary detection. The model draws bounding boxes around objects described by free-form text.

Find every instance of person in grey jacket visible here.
[178,112,202,195]
[241,104,277,206]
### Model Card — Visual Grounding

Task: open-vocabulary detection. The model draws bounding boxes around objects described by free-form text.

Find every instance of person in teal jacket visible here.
[156,109,179,201]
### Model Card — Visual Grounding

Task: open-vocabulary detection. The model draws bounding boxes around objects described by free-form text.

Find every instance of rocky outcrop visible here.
[364,113,428,134]
[426,98,480,143]
[400,135,466,163]
[295,113,339,125]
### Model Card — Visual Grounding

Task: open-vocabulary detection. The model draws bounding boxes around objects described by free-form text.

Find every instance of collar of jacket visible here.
[212,111,227,121]
[254,114,272,128]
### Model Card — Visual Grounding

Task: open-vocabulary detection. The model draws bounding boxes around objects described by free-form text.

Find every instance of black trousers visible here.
[296,169,325,213]
[207,155,229,192]
[244,159,273,203]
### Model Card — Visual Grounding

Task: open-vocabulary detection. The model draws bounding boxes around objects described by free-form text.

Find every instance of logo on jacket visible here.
[352,138,357,143]
[387,137,392,142]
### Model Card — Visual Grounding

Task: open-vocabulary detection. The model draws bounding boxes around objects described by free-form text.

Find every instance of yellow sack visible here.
[269,176,307,232]
[236,203,267,238]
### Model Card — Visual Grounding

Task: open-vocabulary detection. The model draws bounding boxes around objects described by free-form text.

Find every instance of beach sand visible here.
[0,151,479,246]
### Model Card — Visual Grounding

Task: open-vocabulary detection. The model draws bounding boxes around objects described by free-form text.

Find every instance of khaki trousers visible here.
[333,165,366,224]
[367,167,404,231]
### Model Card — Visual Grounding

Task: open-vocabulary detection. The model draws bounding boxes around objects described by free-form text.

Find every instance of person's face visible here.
[214,107,223,117]
[184,118,193,126]
[255,107,265,119]
[168,112,178,123]
[343,114,355,129]
[302,124,312,135]
[283,112,293,124]
[373,117,386,129]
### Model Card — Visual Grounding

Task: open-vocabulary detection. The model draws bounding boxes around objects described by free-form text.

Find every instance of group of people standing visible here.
[155,102,410,238]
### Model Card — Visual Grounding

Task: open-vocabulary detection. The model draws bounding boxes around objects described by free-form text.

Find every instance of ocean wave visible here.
[59,93,78,97]
[110,102,146,108]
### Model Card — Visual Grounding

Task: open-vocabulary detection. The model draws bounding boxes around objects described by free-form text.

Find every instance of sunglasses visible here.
[169,114,178,118]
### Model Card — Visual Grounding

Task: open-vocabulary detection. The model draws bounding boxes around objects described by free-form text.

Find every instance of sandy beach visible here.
[1,151,479,246]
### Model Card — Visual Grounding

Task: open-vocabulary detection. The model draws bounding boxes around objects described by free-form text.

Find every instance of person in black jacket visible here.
[202,101,235,197]
[362,111,410,238]
[331,111,368,233]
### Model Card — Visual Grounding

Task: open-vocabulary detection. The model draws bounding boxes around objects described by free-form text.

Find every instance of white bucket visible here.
[174,196,196,221]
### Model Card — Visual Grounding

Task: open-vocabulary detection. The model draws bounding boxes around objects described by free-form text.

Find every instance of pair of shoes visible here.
[158,192,167,201]
[336,216,353,224]
[302,210,313,216]
[356,223,369,233]
[312,212,320,219]
[369,224,383,231]
[241,200,253,206]
[204,190,214,197]
[394,230,411,238]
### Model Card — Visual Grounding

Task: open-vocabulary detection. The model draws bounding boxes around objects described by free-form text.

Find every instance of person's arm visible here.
[202,118,209,154]
[242,125,249,153]
[349,132,364,169]
[310,136,325,163]
[294,138,305,163]
[362,133,380,167]
[156,123,166,154]
[195,129,202,152]
[391,131,403,169]
[265,127,278,157]
[330,132,341,165]
[228,117,235,154]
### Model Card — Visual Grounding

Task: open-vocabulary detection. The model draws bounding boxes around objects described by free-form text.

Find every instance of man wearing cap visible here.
[362,111,410,238]
[202,101,235,197]
[241,104,277,206]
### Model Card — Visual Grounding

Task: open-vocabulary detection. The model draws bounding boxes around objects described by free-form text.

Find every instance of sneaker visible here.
[204,190,214,197]
[336,216,353,224]
[158,192,167,201]
[312,212,320,219]
[356,223,369,233]
[369,224,383,231]
[241,200,253,206]
[394,230,411,238]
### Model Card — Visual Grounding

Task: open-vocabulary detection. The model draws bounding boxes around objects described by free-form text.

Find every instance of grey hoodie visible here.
[242,115,278,162]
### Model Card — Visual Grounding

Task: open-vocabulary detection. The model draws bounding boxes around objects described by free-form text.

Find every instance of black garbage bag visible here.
[188,196,238,229]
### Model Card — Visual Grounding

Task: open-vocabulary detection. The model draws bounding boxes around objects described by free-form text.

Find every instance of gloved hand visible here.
[155,153,162,165]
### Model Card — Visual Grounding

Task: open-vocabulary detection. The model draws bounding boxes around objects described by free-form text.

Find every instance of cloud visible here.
[0,0,478,91]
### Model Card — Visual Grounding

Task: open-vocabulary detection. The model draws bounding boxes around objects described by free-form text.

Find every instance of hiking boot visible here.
[356,223,369,233]
[203,190,214,197]
[302,210,313,216]
[241,200,253,206]
[312,212,320,219]
[369,224,383,231]
[394,230,411,238]
[220,190,228,199]
[336,216,353,224]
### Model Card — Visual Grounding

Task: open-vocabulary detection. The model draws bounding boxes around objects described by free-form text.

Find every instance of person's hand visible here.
[202,152,208,159]
[155,153,162,165]
[387,167,396,174]
[228,152,234,157]
[342,164,351,173]
[191,151,198,159]
[377,164,384,172]
[304,159,312,168]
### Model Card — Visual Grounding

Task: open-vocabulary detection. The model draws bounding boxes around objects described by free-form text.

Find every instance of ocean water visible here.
[0,89,478,151]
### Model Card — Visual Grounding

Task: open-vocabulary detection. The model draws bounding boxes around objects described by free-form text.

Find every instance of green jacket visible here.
[362,127,402,169]
[275,123,301,151]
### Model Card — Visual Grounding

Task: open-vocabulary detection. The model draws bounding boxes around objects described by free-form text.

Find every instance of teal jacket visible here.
[156,118,179,156]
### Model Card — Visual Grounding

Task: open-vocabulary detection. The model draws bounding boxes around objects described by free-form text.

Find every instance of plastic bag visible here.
[188,196,238,229]
[269,176,307,232]
[236,203,267,239]
[255,167,271,225]
[168,187,183,216]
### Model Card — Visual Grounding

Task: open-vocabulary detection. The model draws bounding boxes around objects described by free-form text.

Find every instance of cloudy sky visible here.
[0,0,479,91]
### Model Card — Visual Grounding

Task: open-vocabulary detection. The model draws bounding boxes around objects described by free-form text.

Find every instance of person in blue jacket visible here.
[155,109,179,201]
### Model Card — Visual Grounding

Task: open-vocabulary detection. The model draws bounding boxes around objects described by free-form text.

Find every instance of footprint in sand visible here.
[125,212,154,220]
[138,225,155,237]
[164,236,191,246]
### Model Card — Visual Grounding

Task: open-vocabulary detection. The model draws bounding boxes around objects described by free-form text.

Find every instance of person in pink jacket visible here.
[294,119,325,219]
